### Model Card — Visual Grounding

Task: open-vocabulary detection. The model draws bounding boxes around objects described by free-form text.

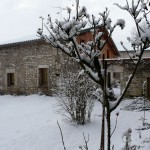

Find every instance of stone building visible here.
[0,27,119,95]
[0,39,65,95]
[118,51,150,98]
[106,49,150,98]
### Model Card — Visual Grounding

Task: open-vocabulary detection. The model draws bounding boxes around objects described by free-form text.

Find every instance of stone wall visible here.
[121,61,150,98]
[0,39,67,95]
[107,59,150,98]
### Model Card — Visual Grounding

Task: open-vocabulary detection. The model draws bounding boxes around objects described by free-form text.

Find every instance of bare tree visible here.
[37,0,150,149]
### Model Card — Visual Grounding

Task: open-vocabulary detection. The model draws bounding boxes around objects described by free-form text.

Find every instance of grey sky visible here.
[0,0,134,48]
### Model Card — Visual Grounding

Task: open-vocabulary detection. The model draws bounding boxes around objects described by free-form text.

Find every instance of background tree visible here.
[37,0,150,149]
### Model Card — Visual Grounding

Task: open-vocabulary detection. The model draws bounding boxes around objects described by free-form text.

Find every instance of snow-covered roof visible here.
[0,34,39,44]
[0,29,129,55]
[0,38,43,49]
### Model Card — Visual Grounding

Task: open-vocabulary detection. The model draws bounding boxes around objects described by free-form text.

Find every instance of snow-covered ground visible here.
[0,95,150,150]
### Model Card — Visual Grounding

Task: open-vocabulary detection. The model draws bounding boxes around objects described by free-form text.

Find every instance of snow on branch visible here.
[115,19,125,30]
[37,1,127,84]
[84,65,100,82]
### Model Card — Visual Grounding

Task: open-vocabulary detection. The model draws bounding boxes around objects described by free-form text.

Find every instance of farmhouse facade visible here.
[0,39,65,95]
[0,27,119,95]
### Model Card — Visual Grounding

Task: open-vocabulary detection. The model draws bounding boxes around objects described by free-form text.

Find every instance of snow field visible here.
[0,95,150,150]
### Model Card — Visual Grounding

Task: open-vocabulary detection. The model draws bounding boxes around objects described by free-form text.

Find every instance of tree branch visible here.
[57,120,67,150]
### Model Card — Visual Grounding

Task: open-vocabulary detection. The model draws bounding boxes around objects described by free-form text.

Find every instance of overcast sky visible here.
[0,0,135,48]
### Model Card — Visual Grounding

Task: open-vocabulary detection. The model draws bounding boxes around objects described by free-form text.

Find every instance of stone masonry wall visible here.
[121,65,150,97]
[0,39,67,95]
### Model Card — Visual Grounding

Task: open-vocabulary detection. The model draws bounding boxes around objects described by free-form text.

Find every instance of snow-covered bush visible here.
[57,59,95,125]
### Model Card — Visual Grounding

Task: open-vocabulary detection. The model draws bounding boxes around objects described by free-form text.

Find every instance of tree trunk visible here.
[106,110,111,150]
[100,58,107,150]
[100,106,105,150]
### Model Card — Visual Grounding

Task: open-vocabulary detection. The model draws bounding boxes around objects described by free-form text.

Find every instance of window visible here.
[7,73,15,86]
[39,68,48,86]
